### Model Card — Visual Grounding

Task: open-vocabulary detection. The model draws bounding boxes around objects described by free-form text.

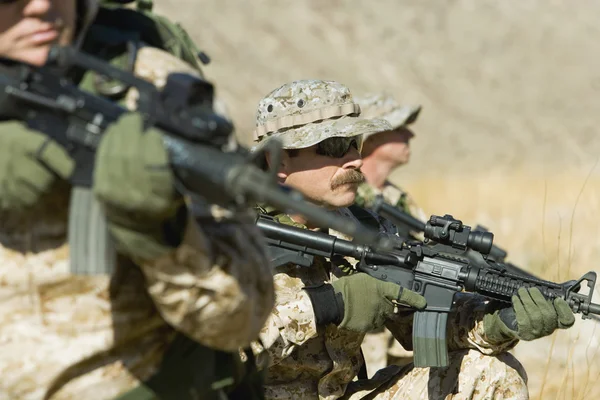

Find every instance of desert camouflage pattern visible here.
[361,330,413,378]
[0,47,274,399]
[354,94,421,141]
[255,208,517,400]
[253,79,392,150]
[344,349,528,400]
[253,208,366,400]
[347,294,525,399]
[125,46,200,110]
[122,42,273,351]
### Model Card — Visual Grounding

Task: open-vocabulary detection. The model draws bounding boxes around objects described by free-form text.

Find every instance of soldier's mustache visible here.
[331,170,365,190]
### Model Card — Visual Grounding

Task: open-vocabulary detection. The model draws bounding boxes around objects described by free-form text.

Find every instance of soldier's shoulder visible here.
[133,46,199,87]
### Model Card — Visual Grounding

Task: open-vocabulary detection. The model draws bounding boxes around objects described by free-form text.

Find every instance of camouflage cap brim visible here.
[384,104,422,129]
[362,105,422,141]
[254,116,392,151]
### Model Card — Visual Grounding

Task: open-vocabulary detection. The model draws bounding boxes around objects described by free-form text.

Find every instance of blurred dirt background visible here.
[153,0,600,398]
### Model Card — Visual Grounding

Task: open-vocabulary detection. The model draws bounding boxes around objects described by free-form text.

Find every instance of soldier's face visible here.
[276,140,365,208]
[0,0,77,66]
[365,127,415,166]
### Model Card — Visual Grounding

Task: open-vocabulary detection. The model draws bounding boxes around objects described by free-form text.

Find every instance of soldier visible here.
[251,79,426,399]
[352,94,425,375]
[0,1,273,399]
[252,80,575,400]
[353,94,427,234]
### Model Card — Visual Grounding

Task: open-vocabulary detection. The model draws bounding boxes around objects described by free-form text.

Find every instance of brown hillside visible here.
[155,0,600,175]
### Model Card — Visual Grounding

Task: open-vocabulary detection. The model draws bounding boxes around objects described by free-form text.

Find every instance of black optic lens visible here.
[316,137,360,158]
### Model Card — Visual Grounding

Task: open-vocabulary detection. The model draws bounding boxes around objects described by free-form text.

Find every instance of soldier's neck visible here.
[361,156,397,190]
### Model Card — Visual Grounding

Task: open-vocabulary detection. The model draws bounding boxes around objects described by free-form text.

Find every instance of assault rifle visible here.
[0,46,386,248]
[256,213,600,368]
[369,194,539,278]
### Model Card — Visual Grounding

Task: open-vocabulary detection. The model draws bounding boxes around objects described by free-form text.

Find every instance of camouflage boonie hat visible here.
[253,80,391,150]
[355,94,421,141]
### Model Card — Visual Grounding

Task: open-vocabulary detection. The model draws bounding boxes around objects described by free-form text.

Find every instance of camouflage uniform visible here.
[340,293,528,399]
[251,80,390,400]
[251,81,524,400]
[251,208,371,400]
[344,349,528,400]
[0,2,273,399]
[353,95,427,376]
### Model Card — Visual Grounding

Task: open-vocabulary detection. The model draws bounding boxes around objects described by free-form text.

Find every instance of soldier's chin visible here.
[329,187,357,208]
[12,46,52,66]
[395,152,410,166]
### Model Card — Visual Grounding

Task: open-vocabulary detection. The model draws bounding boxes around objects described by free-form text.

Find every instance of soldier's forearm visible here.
[140,216,275,351]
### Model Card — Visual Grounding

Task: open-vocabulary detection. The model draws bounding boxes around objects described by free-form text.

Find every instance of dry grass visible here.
[396,166,600,399]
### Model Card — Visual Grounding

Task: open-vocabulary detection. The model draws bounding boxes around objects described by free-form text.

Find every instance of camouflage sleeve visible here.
[257,271,319,365]
[138,212,275,352]
[386,294,518,356]
[446,293,519,354]
[354,182,376,208]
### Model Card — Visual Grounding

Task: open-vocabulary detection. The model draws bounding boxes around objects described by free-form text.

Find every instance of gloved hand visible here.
[305,273,426,333]
[93,113,185,261]
[0,122,74,211]
[483,287,575,343]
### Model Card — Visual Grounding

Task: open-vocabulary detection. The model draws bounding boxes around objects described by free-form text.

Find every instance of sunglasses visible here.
[315,136,362,158]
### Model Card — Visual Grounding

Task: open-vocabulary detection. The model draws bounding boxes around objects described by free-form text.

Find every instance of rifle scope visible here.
[425,214,493,255]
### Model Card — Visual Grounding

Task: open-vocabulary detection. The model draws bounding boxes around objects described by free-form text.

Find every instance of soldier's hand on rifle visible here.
[305,273,426,333]
[483,287,576,343]
[0,122,74,211]
[94,113,185,261]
